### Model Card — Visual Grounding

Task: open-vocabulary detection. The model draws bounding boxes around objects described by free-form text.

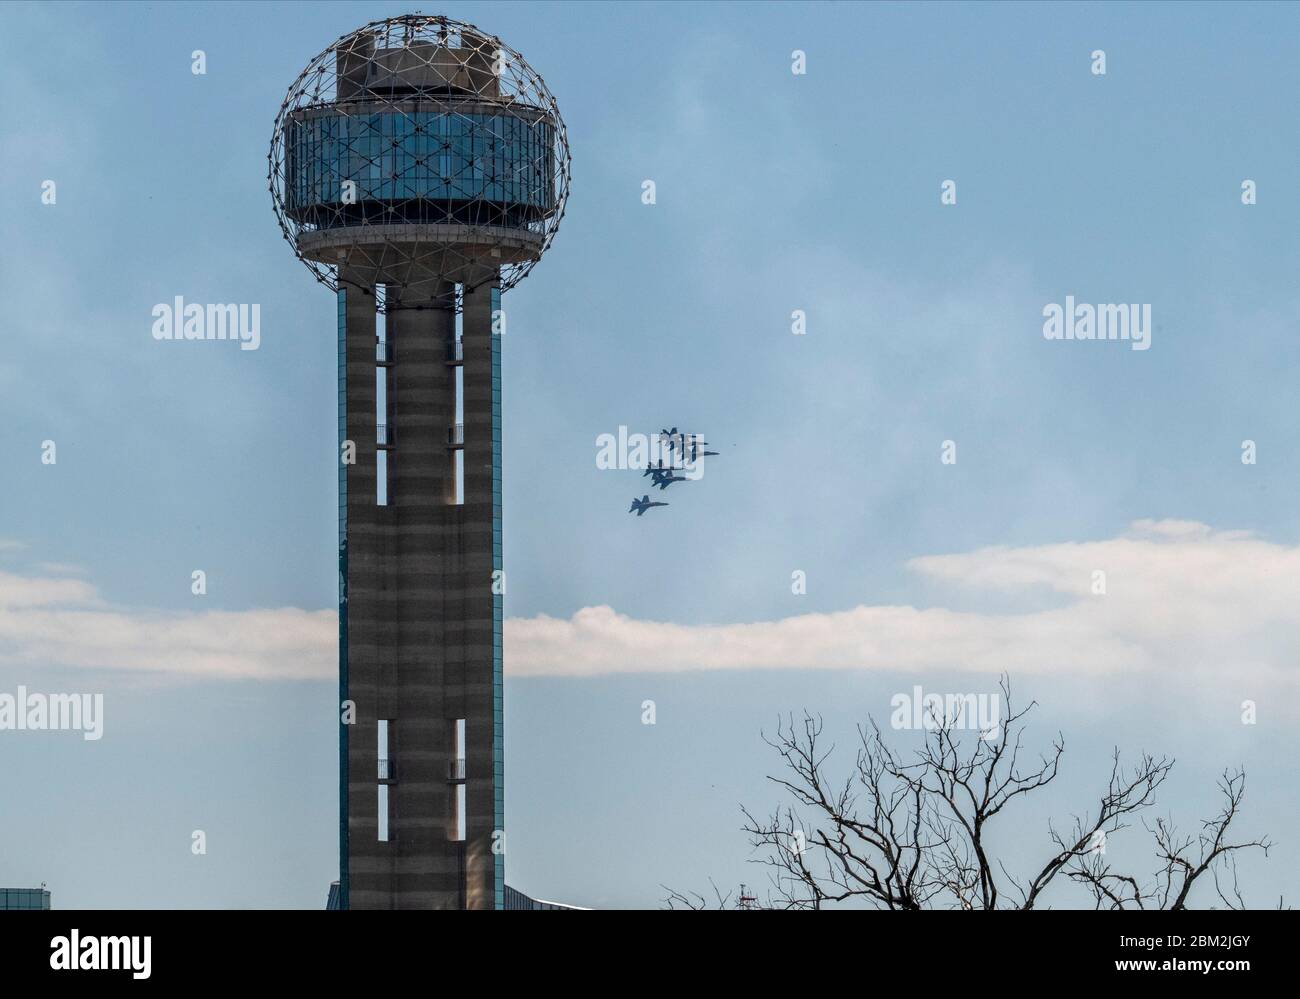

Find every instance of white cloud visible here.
[508,520,1300,680]
[32,562,89,576]
[0,570,333,681]
[2,521,1295,683]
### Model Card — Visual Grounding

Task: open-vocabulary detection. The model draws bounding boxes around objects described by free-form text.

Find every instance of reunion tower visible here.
[270,14,570,909]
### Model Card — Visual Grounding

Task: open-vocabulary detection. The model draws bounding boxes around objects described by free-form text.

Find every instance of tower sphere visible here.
[269,14,570,306]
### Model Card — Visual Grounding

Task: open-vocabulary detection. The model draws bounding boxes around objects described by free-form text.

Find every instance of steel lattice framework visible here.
[269,14,570,308]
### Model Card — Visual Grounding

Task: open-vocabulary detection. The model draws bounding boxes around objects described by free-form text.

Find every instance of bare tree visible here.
[666,677,1273,910]
[662,879,735,910]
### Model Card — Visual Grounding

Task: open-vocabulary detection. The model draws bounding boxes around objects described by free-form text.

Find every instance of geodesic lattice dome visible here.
[269,14,570,307]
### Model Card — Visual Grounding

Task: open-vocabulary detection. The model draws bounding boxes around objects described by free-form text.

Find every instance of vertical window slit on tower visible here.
[378,719,391,842]
[376,285,390,506]
[453,284,465,505]
[453,718,466,842]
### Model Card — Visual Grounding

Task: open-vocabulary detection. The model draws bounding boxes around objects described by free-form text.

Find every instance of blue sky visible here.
[1,0,1297,908]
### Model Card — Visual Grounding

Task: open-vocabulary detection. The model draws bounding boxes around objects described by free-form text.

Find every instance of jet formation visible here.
[627,426,720,516]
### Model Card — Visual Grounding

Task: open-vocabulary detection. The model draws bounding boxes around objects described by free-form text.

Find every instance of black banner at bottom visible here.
[0,909,1286,984]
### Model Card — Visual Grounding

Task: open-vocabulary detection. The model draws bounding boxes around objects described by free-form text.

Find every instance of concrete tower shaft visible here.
[339,276,503,909]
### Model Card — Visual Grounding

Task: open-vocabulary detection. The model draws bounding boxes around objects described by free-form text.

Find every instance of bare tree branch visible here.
[665,675,1278,910]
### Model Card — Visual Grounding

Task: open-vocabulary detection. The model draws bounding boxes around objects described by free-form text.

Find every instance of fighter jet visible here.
[661,428,716,457]
[629,494,668,516]
[643,459,672,478]
[685,438,719,463]
[659,427,684,454]
[651,468,687,490]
